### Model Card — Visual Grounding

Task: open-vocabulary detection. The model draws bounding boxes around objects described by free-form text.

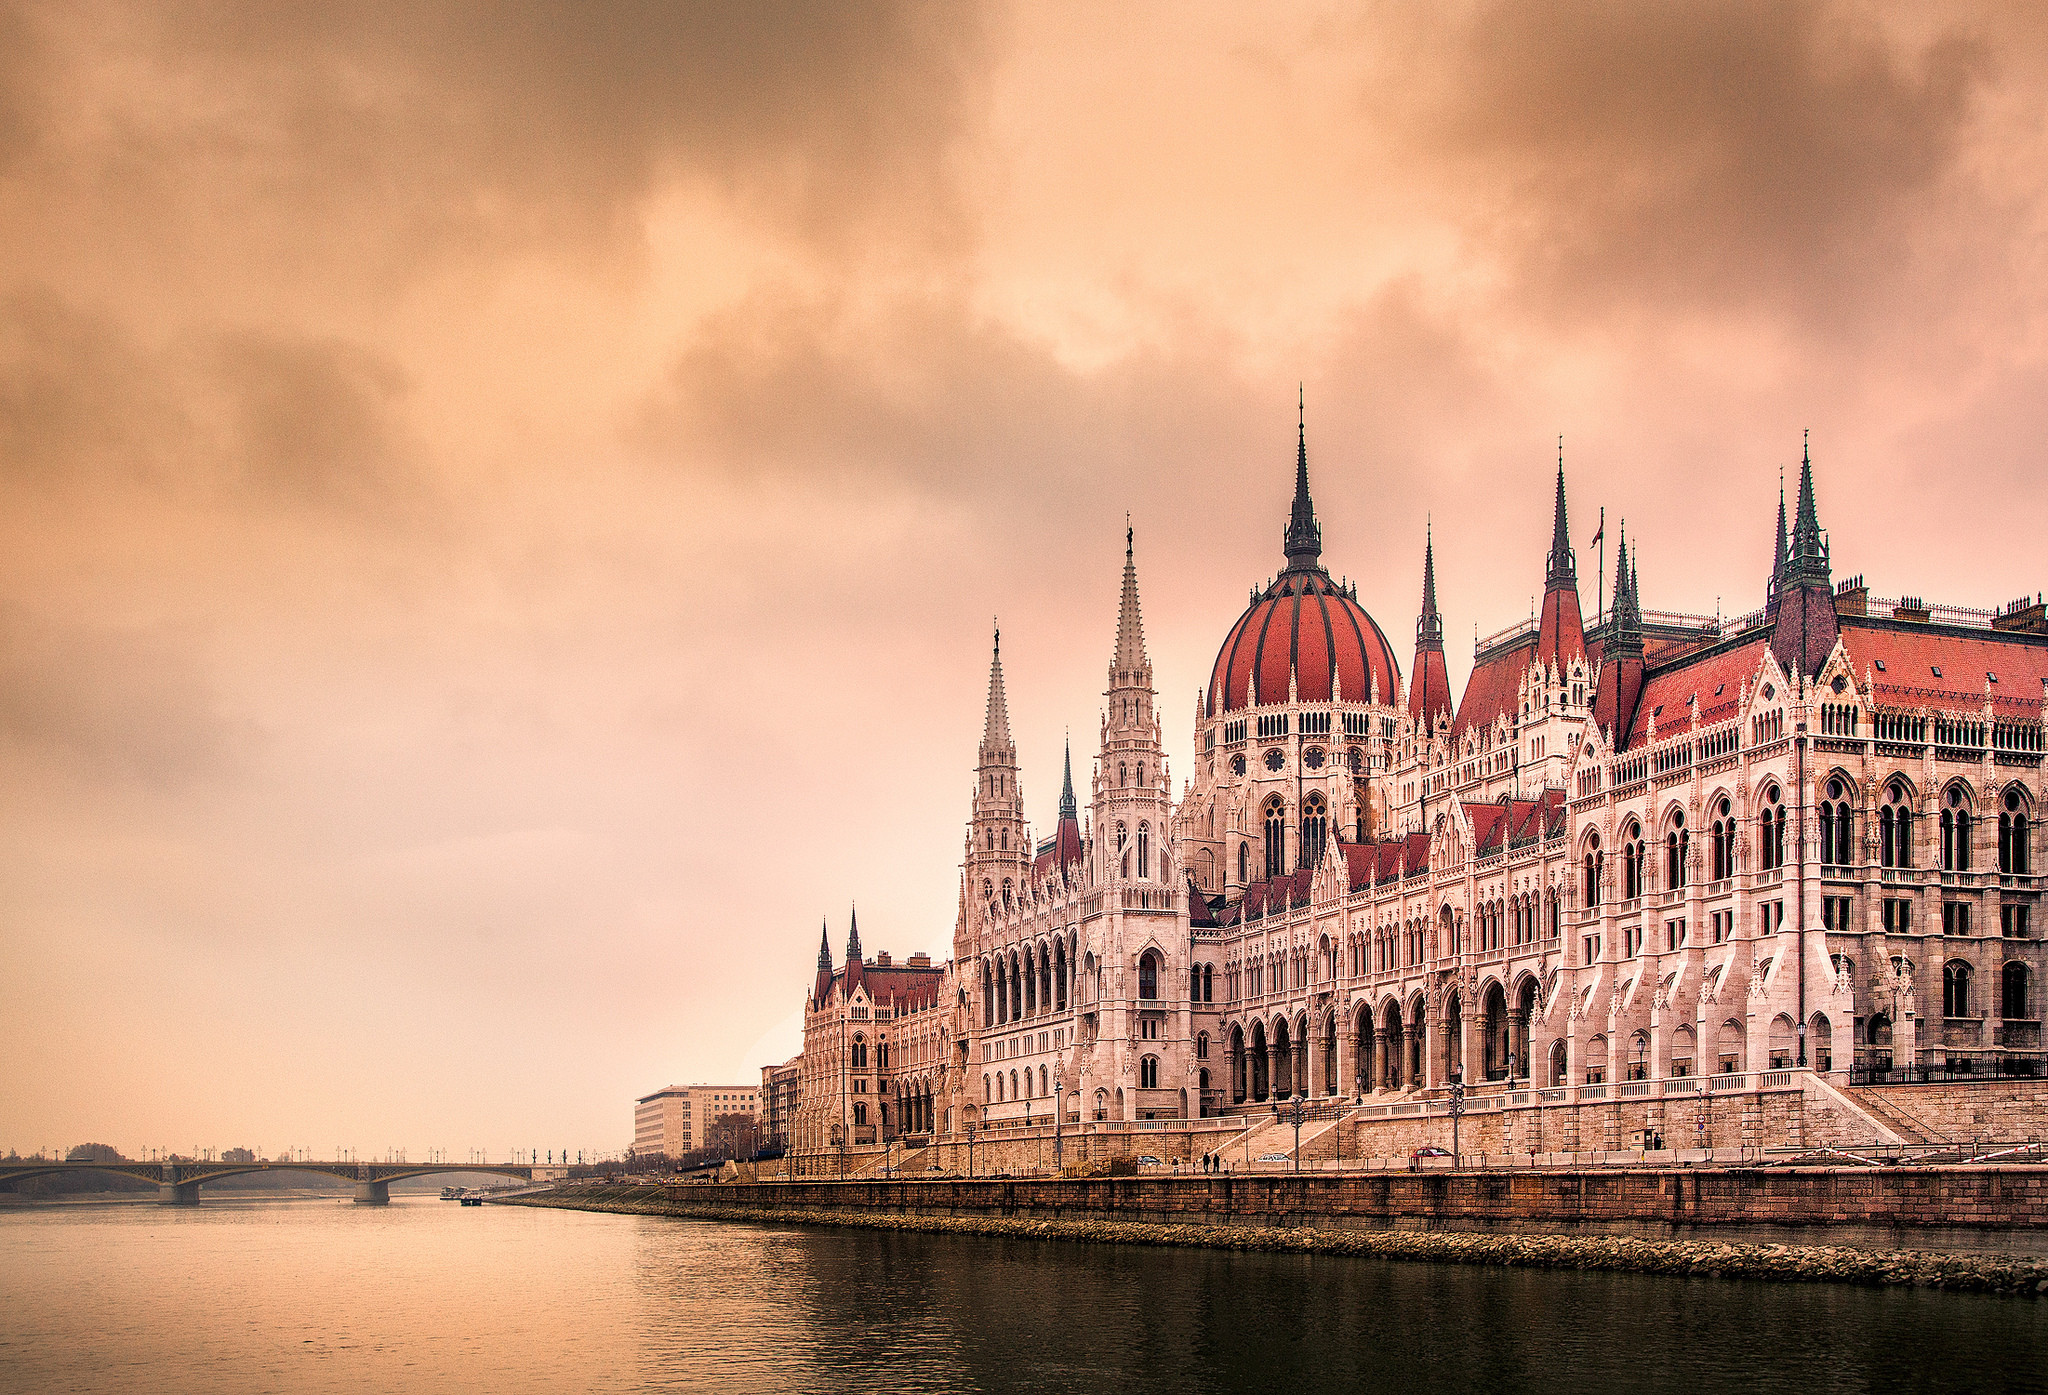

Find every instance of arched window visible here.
[1137,761,1145,787]
[1758,786,1785,871]
[1237,841,1249,883]
[1621,821,1643,899]
[1665,809,1688,889]
[982,962,994,1027]
[1710,797,1733,880]
[1819,777,1853,867]
[1137,822,1151,880]
[1881,781,1912,868]
[851,1036,867,1069]
[1196,1031,1210,1059]
[1264,798,1287,879]
[1941,787,1972,872]
[1138,949,1160,1000]
[1001,879,1013,911]
[1300,792,1328,870]
[1023,947,1037,1014]
[2000,790,2032,874]
[1582,832,1601,908]
[1203,963,1214,1001]
[1119,762,1128,788]
[1140,1055,1159,1089]
[1039,1065,1049,1096]
[1943,961,1972,1019]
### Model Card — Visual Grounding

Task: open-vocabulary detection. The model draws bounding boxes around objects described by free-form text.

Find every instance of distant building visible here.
[632,1083,762,1158]
[761,1057,801,1152]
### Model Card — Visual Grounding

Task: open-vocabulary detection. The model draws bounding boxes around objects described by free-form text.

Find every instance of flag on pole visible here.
[1590,507,1604,548]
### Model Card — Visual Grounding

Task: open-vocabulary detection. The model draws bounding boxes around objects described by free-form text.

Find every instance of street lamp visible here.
[1695,1077,1710,1154]
[1271,1093,1309,1173]
[1446,1072,1466,1169]
[1053,1063,1066,1174]
[967,1120,979,1179]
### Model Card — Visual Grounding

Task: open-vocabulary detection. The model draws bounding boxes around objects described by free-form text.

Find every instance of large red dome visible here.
[1209,569,1403,714]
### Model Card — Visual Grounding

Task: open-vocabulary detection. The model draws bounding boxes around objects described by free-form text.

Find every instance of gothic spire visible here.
[845,905,862,965]
[982,620,1012,750]
[1416,521,1443,650]
[1058,733,1078,822]
[1771,468,1788,591]
[1282,387,1323,573]
[816,919,832,972]
[1609,524,1642,652]
[1788,429,1826,574]
[1544,437,1575,588]
[1113,525,1149,674]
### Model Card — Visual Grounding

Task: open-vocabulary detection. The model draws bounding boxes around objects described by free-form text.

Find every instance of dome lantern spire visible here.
[1282,385,1323,573]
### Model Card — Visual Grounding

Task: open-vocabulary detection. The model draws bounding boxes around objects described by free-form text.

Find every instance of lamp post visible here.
[1053,1063,1066,1174]
[967,1121,979,1179]
[1695,1078,1710,1155]
[1446,1072,1466,1169]
[1272,1093,1309,1173]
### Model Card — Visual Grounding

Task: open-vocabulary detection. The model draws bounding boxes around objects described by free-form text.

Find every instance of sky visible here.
[4,1,2047,1161]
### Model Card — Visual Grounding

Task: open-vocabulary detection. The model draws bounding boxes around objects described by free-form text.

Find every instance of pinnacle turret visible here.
[1059,735,1078,822]
[1416,522,1443,650]
[982,622,1012,752]
[1544,438,1575,588]
[1787,430,1827,579]
[1770,473,1788,592]
[816,920,832,972]
[845,905,862,965]
[1608,525,1643,654]
[1282,387,1323,573]
[1113,526,1150,676]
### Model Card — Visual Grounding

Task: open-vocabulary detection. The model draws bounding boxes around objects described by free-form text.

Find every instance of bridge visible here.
[0,1158,538,1205]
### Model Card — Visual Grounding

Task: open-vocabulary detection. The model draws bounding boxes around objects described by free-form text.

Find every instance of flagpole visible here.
[1595,506,1605,628]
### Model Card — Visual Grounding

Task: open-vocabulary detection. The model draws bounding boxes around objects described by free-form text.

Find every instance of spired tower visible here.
[1096,527,1169,885]
[965,625,1030,917]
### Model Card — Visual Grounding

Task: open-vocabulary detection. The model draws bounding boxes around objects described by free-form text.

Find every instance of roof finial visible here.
[1283,390,1323,572]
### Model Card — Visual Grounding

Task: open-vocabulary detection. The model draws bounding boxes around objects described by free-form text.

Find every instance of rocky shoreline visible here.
[502,1184,2048,1295]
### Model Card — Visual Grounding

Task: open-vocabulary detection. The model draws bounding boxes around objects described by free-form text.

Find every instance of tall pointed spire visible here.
[1771,468,1788,591]
[1789,429,1825,569]
[1544,437,1575,587]
[816,919,832,971]
[982,620,1012,751]
[1282,386,1323,573]
[1609,524,1642,652]
[1417,520,1443,650]
[1407,522,1453,734]
[1113,524,1149,674]
[845,904,862,965]
[1059,733,1078,821]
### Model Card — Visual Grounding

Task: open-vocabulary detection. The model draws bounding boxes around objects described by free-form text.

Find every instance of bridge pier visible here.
[353,1179,390,1205]
[157,1181,201,1206]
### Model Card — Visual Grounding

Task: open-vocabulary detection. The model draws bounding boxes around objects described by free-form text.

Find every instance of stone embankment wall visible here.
[505,1184,2048,1294]
[1864,1081,2048,1142]
[696,1166,2048,1231]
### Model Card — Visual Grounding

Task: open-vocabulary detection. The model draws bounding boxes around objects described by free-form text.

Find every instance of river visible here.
[2,1195,2043,1393]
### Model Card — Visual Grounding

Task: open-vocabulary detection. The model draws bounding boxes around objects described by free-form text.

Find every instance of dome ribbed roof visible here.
[1209,570,1402,715]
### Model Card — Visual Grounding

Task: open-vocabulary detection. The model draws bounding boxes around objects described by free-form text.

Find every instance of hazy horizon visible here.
[5,1,2048,1159]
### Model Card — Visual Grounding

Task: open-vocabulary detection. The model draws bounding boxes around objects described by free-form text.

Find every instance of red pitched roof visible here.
[1210,571,1402,713]
[1453,639,1531,740]
[1030,815,1085,882]
[1623,637,1770,748]
[1839,621,2048,718]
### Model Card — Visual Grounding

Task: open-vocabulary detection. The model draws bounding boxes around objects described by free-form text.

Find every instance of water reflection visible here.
[1,1198,2042,1394]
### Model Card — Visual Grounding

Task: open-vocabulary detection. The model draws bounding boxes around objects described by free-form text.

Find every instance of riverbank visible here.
[502,1183,2048,1294]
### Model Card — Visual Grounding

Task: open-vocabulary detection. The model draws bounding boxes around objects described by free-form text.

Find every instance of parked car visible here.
[1411,1147,1451,1160]
[1135,1155,1163,1166]
[1255,1152,1292,1163]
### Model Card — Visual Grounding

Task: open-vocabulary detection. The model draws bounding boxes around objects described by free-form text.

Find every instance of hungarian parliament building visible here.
[780,419,2046,1158]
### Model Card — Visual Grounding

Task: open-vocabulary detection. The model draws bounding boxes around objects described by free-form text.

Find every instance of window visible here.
[2004,962,2031,1020]
[1881,782,1913,868]
[1237,842,1249,883]
[1822,896,1853,933]
[1709,798,1734,880]
[1666,917,1686,950]
[1264,799,1287,879]
[1758,786,1785,871]
[1819,778,1853,866]
[2000,791,2031,874]
[1943,961,1972,1018]
[1711,909,1732,944]
[1137,822,1150,879]
[854,1103,867,1126]
[851,1037,867,1069]
[1883,898,1912,934]
[1943,901,1972,936]
[1583,832,1602,908]
[1140,1056,1160,1089]
[1940,788,1973,872]
[1203,963,1214,1002]
[1666,810,1688,889]
[1300,793,1327,870]
[2003,904,2032,938]
[1759,899,1784,935]
[1138,950,1160,1000]
[1623,923,1642,956]
[1621,822,1643,899]
[1140,1017,1160,1040]
[1196,1032,1210,1059]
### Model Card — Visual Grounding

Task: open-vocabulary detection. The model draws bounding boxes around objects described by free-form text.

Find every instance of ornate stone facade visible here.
[788,419,2047,1163]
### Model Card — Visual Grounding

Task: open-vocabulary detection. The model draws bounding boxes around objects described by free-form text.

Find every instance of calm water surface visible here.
[1,1195,2043,1394]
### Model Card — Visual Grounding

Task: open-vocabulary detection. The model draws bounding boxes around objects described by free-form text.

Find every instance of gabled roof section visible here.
[1840,619,2048,719]
[1452,636,1533,741]
[1622,636,1771,748]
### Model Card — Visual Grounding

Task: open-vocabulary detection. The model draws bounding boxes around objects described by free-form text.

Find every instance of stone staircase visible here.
[1849,1089,1953,1144]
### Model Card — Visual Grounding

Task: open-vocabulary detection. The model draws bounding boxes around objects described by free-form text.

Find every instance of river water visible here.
[2,1195,2044,1393]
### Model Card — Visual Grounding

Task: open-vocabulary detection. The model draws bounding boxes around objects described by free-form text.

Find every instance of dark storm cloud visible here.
[7,0,990,268]
[1389,1,1999,327]
[0,290,423,514]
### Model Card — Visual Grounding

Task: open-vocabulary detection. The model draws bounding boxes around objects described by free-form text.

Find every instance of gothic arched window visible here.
[1137,822,1150,879]
[1238,841,1249,883]
[1264,799,1287,879]
[1621,821,1643,900]
[1665,809,1687,889]
[851,1036,867,1070]
[1819,778,1852,867]
[1710,797,1733,881]
[1140,1055,1159,1089]
[1138,949,1160,1000]
[1943,961,1971,1019]
[1300,792,1327,870]
[1758,785,1785,871]
[2001,790,2031,874]
[1881,781,1913,868]
[1941,787,1972,872]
